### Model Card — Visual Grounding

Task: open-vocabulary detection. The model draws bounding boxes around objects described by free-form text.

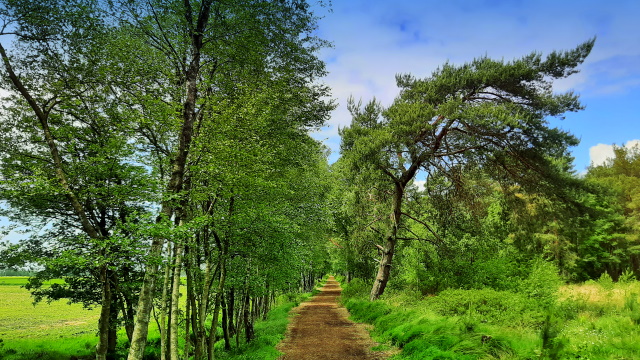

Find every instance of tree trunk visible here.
[96,267,112,360]
[108,324,118,360]
[170,243,185,360]
[227,288,235,337]
[122,295,135,343]
[370,183,404,301]
[107,276,120,360]
[184,282,191,360]
[221,294,231,351]
[127,2,213,358]
[160,252,172,360]
[243,291,254,343]
[234,299,241,348]
[207,256,226,360]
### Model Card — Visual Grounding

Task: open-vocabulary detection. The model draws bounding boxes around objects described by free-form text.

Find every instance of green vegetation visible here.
[328,40,640,357]
[0,0,637,358]
[0,278,310,360]
[0,0,332,359]
[341,277,640,359]
[0,277,99,360]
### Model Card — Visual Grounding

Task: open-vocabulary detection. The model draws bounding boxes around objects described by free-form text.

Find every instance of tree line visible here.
[0,1,333,359]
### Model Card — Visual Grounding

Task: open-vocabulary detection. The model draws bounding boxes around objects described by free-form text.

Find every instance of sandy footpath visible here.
[277,276,389,360]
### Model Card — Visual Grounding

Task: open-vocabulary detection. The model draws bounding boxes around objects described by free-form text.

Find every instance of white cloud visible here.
[589,143,615,167]
[589,139,640,166]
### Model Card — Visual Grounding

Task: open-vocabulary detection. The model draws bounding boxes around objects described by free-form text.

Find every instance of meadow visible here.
[0,277,100,359]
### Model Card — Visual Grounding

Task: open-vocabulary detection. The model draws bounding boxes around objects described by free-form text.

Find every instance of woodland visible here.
[0,0,638,360]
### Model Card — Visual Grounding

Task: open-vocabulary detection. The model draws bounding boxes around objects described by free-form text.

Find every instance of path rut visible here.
[277,276,389,360]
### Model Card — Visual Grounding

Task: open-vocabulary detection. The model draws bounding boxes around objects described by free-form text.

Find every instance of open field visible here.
[0,277,100,359]
[0,276,313,359]
[0,277,99,341]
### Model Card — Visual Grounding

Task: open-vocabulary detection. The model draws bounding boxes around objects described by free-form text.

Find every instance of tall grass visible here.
[340,277,640,359]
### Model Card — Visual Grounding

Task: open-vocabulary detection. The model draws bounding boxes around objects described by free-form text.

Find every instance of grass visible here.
[340,278,640,360]
[0,277,100,360]
[0,277,64,286]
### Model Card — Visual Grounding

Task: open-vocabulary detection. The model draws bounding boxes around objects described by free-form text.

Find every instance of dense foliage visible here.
[331,39,640,299]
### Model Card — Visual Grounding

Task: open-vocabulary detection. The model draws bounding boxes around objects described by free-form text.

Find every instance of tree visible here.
[0,1,333,359]
[340,39,595,300]
[585,144,640,278]
[0,2,159,359]
[100,1,332,358]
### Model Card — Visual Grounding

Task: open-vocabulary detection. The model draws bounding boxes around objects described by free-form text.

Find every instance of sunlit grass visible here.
[341,278,640,360]
[0,277,100,359]
[0,278,100,341]
[559,281,640,308]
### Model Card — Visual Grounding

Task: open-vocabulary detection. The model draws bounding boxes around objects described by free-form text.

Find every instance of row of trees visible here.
[0,1,333,359]
[330,38,640,300]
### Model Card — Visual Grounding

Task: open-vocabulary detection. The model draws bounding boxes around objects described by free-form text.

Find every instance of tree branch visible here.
[0,42,101,240]
[401,211,444,245]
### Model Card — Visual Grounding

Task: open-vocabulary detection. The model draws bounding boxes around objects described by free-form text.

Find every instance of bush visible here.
[424,288,544,327]
[597,272,614,290]
[619,270,636,283]
[625,292,640,325]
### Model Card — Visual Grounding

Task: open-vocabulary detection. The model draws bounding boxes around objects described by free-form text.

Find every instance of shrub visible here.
[597,272,614,290]
[424,288,544,327]
[540,313,567,360]
[625,292,640,325]
[619,270,636,283]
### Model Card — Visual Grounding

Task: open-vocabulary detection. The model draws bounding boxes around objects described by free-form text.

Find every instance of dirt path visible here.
[277,276,389,360]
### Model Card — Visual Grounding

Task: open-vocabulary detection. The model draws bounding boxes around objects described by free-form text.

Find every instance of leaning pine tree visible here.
[339,39,595,300]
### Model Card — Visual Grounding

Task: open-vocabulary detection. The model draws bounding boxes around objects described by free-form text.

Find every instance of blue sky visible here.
[310,0,640,172]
